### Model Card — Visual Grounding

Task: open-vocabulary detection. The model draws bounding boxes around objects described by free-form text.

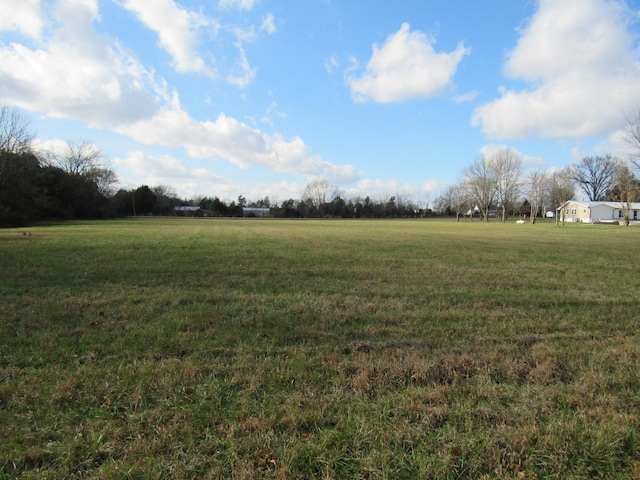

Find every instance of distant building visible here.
[174,206,201,216]
[557,201,640,223]
[242,207,271,218]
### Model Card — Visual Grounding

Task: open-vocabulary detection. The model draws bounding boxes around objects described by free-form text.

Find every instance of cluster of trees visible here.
[433,151,640,224]
[3,103,640,227]
[274,179,428,218]
[0,106,121,227]
[433,150,575,223]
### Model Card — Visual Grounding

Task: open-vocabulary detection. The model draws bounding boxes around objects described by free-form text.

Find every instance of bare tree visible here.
[571,155,618,201]
[526,169,549,224]
[434,184,469,221]
[624,109,640,170]
[609,163,640,226]
[47,140,102,175]
[490,148,523,222]
[46,140,118,196]
[0,104,34,154]
[303,179,340,216]
[462,156,497,222]
[90,166,118,197]
[548,167,575,225]
[303,179,330,207]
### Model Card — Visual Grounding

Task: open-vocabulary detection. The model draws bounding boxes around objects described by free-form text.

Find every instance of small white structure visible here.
[465,205,481,217]
[557,201,640,223]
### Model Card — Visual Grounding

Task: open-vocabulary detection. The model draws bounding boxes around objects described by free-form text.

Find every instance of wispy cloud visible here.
[260,13,277,35]
[451,91,479,103]
[218,0,257,11]
[324,54,340,73]
[115,151,222,181]
[119,0,219,77]
[114,104,357,183]
[226,46,256,87]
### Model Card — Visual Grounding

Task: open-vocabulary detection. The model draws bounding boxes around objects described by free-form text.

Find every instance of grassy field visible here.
[1,218,640,479]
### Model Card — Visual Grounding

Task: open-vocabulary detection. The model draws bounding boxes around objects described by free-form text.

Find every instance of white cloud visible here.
[451,91,479,103]
[345,178,416,199]
[32,138,69,156]
[114,105,357,183]
[0,0,46,39]
[232,25,257,43]
[219,0,257,10]
[261,101,288,125]
[260,13,277,35]
[606,128,633,160]
[324,54,340,73]
[114,151,229,199]
[472,0,640,140]
[480,144,546,169]
[0,0,160,127]
[119,0,218,77]
[115,151,222,182]
[226,46,257,87]
[347,23,470,103]
[421,179,447,194]
[114,151,307,201]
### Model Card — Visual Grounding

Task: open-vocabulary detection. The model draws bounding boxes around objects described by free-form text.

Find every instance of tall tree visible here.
[548,167,576,225]
[462,156,497,222]
[571,155,618,201]
[303,179,329,207]
[0,104,34,154]
[526,169,548,223]
[303,179,338,217]
[624,109,640,170]
[45,140,117,196]
[436,184,469,221]
[609,163,640,225]
[490,148,523,222]
[0,151,41,226]
[133,185,157,215]
[153,185,179,215]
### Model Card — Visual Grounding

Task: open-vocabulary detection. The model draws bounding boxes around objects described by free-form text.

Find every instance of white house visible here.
[557,201,640,223]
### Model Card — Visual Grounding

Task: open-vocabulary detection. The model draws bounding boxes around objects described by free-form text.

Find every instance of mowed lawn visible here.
[1,218,640,479]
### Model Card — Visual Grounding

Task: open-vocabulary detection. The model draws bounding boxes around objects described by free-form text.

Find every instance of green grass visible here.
[1,218,640,479]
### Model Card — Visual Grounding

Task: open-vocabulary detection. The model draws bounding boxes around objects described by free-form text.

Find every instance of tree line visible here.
[2,104,640,227]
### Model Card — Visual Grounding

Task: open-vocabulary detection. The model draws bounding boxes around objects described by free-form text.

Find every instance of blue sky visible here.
[1,0,640,204]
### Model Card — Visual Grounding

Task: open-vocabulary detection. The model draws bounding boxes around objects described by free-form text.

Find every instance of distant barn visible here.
[242,207,270,218]
[174,206,201,216]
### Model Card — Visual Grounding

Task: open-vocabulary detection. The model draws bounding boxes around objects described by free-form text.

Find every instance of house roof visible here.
[174,206,201,211]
